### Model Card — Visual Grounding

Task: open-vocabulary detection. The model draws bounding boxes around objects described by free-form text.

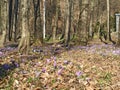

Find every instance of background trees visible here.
[0,0,120,53]
[0,0,8,47]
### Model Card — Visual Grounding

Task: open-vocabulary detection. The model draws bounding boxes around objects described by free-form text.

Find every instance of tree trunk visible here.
[64,0,71,46]
[107,0,110,41]
[13,0,18,42]
[89,0,94,38]
[43,0,46,39]
[0,0,8,47]
[32,0,42,45]
[78,0,88,45]
[117,15,120,45]
[18,0,30,54]
[52,0,59,42]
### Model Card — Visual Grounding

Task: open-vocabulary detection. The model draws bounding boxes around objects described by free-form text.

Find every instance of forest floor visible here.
[0,40,120,90]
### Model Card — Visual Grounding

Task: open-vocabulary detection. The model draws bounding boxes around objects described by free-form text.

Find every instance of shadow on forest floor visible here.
[0,61,19,79]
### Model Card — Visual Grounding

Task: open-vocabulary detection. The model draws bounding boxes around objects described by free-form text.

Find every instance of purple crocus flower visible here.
[58,65,63,69]
[14,62,19,68]
[21,59,25,63]
[57,67,64,75]
[112,50,120,55]
[53,56,57,61]
[46,59,51,63]
[42,68,46,73]
[76,71,82,77]
[64,60,69,64]
[11,60,19,68]
[53,61,57,68]
[51,56,54,59]
[51,56,56,61]
[58,69,63,75]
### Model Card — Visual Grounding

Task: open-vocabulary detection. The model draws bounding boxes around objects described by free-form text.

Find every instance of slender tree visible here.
[89,0,94,38]
[43,0,46,39]
[116,14,120,45]
[107,0,110,41]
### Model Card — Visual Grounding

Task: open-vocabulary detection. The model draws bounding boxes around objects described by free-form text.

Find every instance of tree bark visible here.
[117,15,120,45]
[107,0,110,41]
[0,0,8,47]
[64,0,71,46]
[89,0,94,38]
[43,0,46,39]
[18,0,30,54]
[52,0,59,42]
[77,0,88,45]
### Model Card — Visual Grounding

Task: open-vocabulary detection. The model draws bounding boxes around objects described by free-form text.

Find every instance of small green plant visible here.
[98,72,112,88]
[103,72,112,82]
[27,77,34,83]
[52,79,57,84]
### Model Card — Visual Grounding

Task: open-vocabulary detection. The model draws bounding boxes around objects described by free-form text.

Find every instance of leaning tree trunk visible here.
[18,0,30,54]
[0,0,8,47]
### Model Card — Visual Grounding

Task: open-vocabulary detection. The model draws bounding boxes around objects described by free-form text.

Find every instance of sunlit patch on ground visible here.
[0,44,120,89]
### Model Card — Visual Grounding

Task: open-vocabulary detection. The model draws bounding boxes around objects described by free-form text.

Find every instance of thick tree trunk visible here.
[33,0,40,39]
[18,0,30,54]
[0,0,8,47]
[77,0,88,45]
[32,0,42,45]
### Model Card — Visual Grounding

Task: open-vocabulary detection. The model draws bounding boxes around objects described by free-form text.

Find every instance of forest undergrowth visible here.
[0,43,120,90]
